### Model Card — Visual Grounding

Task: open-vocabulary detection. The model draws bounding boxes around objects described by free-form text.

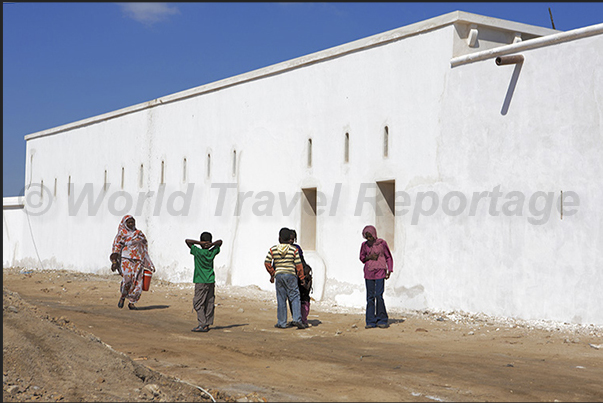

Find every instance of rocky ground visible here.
[3,267,603,402]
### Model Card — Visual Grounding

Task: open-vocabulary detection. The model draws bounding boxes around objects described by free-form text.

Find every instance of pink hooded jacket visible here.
[359,225,393,280]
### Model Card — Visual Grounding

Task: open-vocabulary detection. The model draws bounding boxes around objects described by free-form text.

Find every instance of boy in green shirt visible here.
[185,232,223,332]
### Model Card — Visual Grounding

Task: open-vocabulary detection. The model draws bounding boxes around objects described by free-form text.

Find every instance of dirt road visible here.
[3,267,603,402]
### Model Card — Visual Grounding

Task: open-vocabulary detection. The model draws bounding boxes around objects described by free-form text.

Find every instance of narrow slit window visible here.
[232,150,237,176]
[139,164,144,188]
[207,153,211,178]
[104,170,108,191]
[344,132,350,163]
[183,158,187,182]
[308,139,313,168]
[68,175,71,196]
[161,161,165,184]
[40,179,44,201]
[384,126,389,158]
[54,178,57,197]
[29,154,33,185]
[121,167,125,189]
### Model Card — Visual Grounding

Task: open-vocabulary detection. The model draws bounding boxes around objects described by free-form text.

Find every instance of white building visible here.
[4,11,603,325]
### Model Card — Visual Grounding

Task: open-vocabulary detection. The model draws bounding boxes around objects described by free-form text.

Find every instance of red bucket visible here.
[142,269,152,291]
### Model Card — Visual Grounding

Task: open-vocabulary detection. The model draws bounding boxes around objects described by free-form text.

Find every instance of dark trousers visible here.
[365,278,388,327]
[193,282,215,327]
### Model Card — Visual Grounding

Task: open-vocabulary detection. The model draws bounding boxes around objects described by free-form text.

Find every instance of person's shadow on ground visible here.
[388,318,406,325]
[209,324,248,330]
[131,305,170,311]
[308,319,322,327]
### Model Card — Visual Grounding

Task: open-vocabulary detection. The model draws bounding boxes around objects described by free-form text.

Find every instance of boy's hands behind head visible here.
[198,239,222,249]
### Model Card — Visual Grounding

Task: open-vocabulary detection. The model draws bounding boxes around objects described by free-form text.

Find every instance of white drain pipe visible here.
[451,22,603,67]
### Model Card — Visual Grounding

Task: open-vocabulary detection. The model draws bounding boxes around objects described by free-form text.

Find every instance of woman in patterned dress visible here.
[109,215,155,310]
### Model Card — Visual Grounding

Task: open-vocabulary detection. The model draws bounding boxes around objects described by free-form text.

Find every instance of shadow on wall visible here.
[501,61,523,115]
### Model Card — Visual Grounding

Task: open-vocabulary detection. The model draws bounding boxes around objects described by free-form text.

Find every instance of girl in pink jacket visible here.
[359,225,393,328]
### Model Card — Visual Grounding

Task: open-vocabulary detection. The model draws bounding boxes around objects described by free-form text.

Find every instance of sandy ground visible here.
[3,266,603,402]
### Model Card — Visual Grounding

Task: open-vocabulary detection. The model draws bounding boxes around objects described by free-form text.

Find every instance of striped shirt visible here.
[265,243,304,280]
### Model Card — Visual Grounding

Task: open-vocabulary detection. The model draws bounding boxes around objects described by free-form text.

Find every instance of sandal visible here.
[128,303,137,310]
[118,297,125,309]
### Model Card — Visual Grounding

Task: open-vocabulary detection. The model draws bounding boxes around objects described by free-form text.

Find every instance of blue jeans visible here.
[365,278,388,327]
[275,273,302,327]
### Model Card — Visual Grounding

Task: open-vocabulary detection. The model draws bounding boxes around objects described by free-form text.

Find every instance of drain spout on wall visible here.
[495,54,524,66]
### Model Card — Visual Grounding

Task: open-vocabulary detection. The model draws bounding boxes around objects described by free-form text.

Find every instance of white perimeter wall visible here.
[433,33,603,324]
[4,22,602,325]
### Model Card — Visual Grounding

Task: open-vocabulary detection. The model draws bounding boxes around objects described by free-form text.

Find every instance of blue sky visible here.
[4,2,603,196]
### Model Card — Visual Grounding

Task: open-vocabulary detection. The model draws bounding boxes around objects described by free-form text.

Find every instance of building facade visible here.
[4,11,603,325]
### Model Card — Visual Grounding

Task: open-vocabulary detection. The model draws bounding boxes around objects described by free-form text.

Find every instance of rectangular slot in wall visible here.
[383,126,389,158]
[344,132,349,163]
[301,187,317,251]
[183,158,187,182]
[232,150,237,176]
[376,180,395,249]
[207,153,211,178]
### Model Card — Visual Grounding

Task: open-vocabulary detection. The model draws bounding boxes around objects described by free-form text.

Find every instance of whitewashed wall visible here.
[4,13,601,325]
[3,198,28,268]
[429,33,603,324]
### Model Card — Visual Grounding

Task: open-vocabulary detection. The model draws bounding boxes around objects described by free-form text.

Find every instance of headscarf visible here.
[362,225,384,247]
[360,224,392,276]
[361,225,386,262]
[112,215,155,272]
